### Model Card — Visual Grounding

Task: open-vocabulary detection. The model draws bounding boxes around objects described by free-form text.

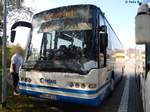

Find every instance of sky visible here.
[13,0,140,49]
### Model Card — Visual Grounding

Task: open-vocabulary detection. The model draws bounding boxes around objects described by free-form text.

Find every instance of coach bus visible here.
[10,4,124,106]
[135,4,150,112]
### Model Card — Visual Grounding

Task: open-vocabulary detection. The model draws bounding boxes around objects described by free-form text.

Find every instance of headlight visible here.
[75,83,80,88]
[68,82,97,89]
[69,82,74,87]
[20,77,31,83]
[20,77,24,81]
[25,78,28,82]
[40,78,45,83]
[81,83,86,88]
[27,78,31,83]
[89,83,97,89]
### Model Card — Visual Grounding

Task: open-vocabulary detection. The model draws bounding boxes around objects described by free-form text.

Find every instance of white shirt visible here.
[10,53,23,73]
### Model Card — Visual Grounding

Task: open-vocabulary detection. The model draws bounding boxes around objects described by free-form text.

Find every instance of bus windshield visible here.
[23,25,97,74]
[22,6,98,74]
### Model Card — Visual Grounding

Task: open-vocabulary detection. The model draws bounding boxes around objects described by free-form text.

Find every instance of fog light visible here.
[40,78,45,83]
[69,82,74,87]
[75,83,80,88]
[81,83,86,88]
[89,83,97,89]
[25,78,28,82]
[27,78,31,83]
[20,77,24,81]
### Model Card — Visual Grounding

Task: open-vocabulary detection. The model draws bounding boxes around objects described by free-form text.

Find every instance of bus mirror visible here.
[27,48,32,58]
[10,21,32,43]
[135,5,150,44]
[10,30,16,42]
[100,33,108,48]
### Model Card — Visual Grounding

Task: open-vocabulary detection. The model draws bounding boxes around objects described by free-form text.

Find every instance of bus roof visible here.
[33,4,100,19]
[32,4,124,48]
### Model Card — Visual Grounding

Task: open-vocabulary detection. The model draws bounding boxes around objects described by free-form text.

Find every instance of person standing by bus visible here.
[10,46,23,95]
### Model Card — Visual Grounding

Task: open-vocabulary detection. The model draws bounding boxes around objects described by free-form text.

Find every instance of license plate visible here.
[40,94,57,100]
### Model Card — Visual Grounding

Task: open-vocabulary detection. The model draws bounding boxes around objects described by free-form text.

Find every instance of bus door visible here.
[97,14,109,86]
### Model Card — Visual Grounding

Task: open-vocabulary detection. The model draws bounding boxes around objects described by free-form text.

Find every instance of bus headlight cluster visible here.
[68,82,97,89]
[89,83,97,89]
[40,78,45,83]
[20,77,31,83]
[81,83,86,88]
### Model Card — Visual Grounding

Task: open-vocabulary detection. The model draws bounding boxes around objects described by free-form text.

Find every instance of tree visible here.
[0,0,33,33]
[0,36,2,45]
[0,0,24,15]
[8,0,24,9]
[0,36,2,68]
[0,0,33,68]
[7,44,16,67]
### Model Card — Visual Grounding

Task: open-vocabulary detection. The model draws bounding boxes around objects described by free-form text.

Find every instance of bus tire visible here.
[110,71,115,92]
[110,78,114,92]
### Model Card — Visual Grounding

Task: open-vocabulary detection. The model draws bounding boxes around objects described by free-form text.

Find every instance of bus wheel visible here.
[110,78,114,92]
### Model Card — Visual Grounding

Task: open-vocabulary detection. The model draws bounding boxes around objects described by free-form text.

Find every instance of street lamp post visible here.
[2,0,8,108]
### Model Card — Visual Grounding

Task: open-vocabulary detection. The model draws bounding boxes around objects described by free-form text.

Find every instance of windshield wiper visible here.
[35,62,87,75]
[22,60,88,75]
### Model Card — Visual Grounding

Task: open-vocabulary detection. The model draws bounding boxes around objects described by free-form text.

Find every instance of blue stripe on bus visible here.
[18,87,111,106]
[18,81,110,95]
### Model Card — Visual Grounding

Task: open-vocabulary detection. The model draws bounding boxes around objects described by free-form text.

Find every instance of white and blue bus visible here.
[135,4,150,112]
[10,4,124,106]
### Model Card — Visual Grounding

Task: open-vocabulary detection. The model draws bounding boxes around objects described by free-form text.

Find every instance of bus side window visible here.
[146,44,150,76]
[99,53,104,68]
[99,33,108,67]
